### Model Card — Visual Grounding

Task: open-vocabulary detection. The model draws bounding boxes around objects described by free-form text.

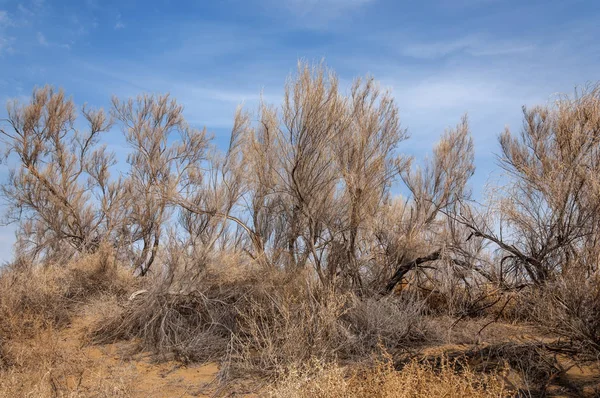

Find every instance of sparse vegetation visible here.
[1,62,600,396]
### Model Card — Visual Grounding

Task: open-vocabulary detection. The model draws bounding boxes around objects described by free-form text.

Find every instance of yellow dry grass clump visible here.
[267,354,513,398]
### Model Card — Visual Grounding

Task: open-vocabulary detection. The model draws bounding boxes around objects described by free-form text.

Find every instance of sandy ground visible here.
[0,312,257,398]
[57,316,245,397]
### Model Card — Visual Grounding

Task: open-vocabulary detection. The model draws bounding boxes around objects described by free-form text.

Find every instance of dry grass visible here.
[226,282,353,378]
[0,323,135,398]
[341,295,435,355]
[0,252,597,397]
[0,249,138,397]
[0,248,136,341]
[266,352,513,398]
[420,342,566,395]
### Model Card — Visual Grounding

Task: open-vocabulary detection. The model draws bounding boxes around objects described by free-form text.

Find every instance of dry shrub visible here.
[227,283,352,378]
[394,278,506,321]
[0,248,137,397]
[0,264,72,338]
[0,247,136,340]
[266,353,513,398]
[525,273,600,357]
[221,275,437,378]
[92,267,320,367]
[91,286,237,363]
[341,295,436,356]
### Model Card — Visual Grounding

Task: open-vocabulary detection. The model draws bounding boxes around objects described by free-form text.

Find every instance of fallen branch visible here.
[384,250,441,293]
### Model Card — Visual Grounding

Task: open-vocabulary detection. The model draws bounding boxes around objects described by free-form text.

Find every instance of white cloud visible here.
[34,31,71,50]
[272,0,375,27]
[399,35,535,59]
[17,0,45,18]
[0,36,13,54]
[282,0,373,16]
[114,13,124,30]
[36,31,47,46]
[0,10,12,27]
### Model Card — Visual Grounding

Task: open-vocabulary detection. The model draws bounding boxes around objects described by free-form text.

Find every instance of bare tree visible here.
[225,62,348,278]
[176,108,249,263]
[239,102,288,267]
[276,61,347,279]
[460,85,600,285]
[228,63,476,293]
[330,76,409,290]
[0,86,119,261]
[0,65,478,296]
[383,117,475,293]
[112,94,208,275]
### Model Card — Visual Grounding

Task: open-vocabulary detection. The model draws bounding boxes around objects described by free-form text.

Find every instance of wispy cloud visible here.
[114,12,125,30]
[399,35,535,59]
[75,60,279,128]
[272,0,375,27]
[17,0,45,18]
[0,10,14,27]
[36,31,47,46]
[35,31,71,49]
[0,36,14,55]
[0,10,15,54]
[281,0,373,16]
[397,79,505,111]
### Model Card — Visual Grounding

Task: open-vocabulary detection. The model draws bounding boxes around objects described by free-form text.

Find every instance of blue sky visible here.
[0,0,599,262]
